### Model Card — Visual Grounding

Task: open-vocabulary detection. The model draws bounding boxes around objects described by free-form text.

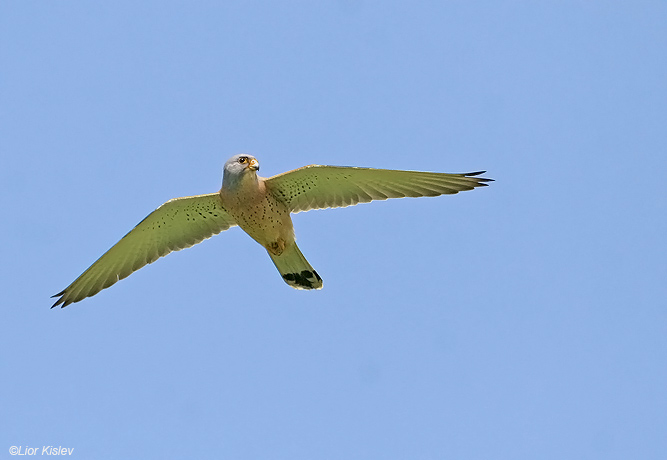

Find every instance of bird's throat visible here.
[222,170,259,193]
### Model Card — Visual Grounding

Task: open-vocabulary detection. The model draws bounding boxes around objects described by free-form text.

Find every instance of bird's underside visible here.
[52,157,492,308]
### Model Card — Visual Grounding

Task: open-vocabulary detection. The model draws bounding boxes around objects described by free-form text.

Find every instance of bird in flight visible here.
[52,154,492,307]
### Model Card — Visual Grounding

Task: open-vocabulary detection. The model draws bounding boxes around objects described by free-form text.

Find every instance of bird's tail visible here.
[268,242,323,290]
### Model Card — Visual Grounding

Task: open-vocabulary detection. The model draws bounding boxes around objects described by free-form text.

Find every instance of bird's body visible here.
[218,157,321,289]
[52,154,492,307]
[220,165,293,253]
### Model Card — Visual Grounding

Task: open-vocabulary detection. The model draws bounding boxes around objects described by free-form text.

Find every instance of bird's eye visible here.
[238,156,248,164]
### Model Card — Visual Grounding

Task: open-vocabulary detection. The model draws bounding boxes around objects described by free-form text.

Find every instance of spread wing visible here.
[266,165,493,213]
[52,193,236,308]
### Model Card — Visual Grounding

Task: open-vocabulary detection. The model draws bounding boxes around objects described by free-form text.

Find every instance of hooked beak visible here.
[248,158,260,171]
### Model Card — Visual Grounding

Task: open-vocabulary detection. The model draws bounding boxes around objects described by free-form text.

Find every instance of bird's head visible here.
[222,154,260,188]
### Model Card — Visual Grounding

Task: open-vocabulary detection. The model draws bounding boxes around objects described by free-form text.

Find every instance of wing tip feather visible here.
[463,171,494,182]
[50,290,68,309]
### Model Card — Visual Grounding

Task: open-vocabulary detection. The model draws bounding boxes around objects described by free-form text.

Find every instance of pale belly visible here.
[221,192,295,255]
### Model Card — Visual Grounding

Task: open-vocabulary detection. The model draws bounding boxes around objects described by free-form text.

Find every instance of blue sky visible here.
[2,1,666,459]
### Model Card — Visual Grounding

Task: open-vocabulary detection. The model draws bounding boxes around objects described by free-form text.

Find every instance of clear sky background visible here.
[2,2,666,459]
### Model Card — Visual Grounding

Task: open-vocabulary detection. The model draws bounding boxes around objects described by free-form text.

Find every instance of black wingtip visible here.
[465,171,493,180]
[462,171,494,185]
[51,290,66,309]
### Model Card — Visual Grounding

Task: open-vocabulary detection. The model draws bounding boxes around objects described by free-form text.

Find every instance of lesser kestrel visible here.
[52,154,492,307]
